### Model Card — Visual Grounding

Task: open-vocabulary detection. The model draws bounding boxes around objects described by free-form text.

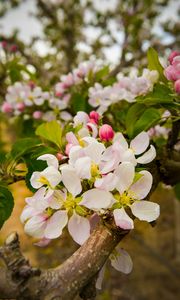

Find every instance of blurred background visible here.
[0,1,180,299]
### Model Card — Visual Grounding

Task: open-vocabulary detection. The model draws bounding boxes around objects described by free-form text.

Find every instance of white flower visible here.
[21,187,90,245]
[30,154,61,189]
[112,162,160,229]
[96,246,133,290]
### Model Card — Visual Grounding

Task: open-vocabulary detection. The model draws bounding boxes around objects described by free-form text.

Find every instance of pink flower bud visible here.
[65,143,73,156]
[89,111,100,124]
[56,152,63,160]
[168,51,180,64]
[16,102,25,112]
[33,111,43,119]
[99,124,114,142]
[164,65,180,81]
[1,41,7,49]
[28,81,36,90]
[88,118,97,125]
[9,44,18,53]
[174,79,180,94]
[1,102,13,113]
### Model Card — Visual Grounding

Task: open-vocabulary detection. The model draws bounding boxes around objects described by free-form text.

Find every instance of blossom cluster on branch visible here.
[20,110,159,277]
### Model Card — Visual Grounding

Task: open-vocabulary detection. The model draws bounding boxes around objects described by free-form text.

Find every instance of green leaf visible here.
[174,183,180,201]
[36,121,62,149]
[147,47,167,83]
[133,108,161,136]
[71,93,87,113]
[0,185,14,228]
[126,103,146,137]
[136,83,174,106]
[95,65,109,81]
[7,137,41,161]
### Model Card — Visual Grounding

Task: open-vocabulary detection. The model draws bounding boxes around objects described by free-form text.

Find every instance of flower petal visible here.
[84,140,105,164]
[131,200,160,222]
[95,173,118,191]
[24,214,46,238]
[113,132,128,150]
[61,164,82,196]
[129,170,152,199]
[30,171,42,189]
[41,166,62,188]
[68,212,90,245]
[130,131,149,155]
[110,247,133,274]
[136,145,156,164]
[38,154,59,169]
[96,264,106,290]
[114,162,135,194]
[113,208,134,230]
[80,189,114,210]
[74,156,91,179]
[44,210,68,239]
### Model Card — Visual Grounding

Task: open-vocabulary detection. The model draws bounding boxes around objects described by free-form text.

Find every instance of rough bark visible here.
[0,224,128,300]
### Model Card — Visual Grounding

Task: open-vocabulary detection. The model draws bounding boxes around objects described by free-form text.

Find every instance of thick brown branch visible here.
[0,224,128,300]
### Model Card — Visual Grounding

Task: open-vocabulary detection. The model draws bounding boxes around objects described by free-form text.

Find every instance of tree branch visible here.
[0,224,128,299]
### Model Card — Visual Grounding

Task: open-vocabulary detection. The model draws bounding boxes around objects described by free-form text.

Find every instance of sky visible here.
[0,0,179,64]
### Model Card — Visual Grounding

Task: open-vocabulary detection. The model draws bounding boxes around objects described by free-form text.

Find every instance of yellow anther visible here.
[91,163,99,177]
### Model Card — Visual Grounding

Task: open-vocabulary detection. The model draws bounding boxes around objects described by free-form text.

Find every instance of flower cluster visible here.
[1,82,71,122]
[55,60,101,99]
[164,51,180,94]
[88,69,159,114]
[21,111,159,246]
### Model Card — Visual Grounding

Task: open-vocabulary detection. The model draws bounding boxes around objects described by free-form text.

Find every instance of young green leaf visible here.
[126,103,146,137]
[36,120,62,149]
[147,47,167,83]
[6,137,41,161]
[133,108,161,136]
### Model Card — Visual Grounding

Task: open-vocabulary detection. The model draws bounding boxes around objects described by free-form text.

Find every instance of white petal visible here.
[61,164,82,196]
[114,162,135,194]
[113,208,134,230]
[137,145,156,164]
[74,156,91,179]
[69,145,84,166]
[84,141,105,164]
[73,111,89,126]
[130,132,149,155]
[80,189,113,210]
[113,132,128,150]
[34,238,51,247]
[110,247,133,274]
[30,171,42,189]
[48,190,65,209]
[66,132,79,145]
[44,210,68,239]
[121,149,137,165]
[20,205,37,223]
[68,212,90,245]
[24,214,46,238]
[41,166,62,188]
[38,154,59,169]
[129,170,152,199]
[131,200,160,222]
[95,173,118,191]
[96,264,106,290]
